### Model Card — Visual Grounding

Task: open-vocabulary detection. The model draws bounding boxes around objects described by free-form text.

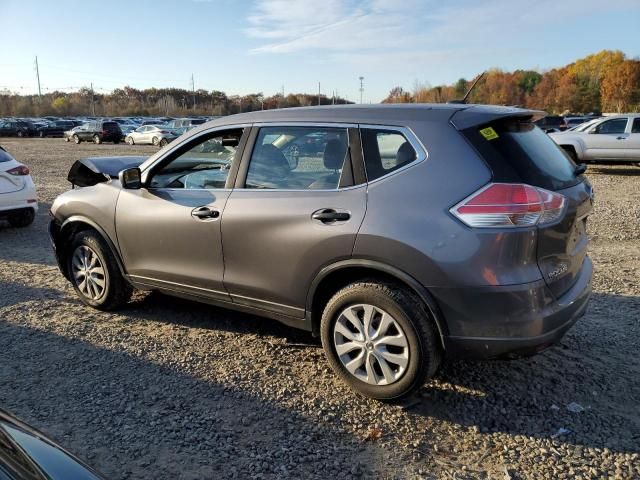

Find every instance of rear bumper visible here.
[436,256,592,359]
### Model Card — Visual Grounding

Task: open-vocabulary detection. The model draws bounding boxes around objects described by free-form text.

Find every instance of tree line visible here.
[0,87,351,118]
[383,50,640,114]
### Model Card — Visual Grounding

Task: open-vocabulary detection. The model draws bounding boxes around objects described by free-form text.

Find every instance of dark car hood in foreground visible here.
[67,156,147,187]
[0,409,105,479]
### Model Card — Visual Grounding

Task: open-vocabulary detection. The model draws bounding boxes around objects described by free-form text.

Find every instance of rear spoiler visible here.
[67,156,146,187]
[450,105,545,130]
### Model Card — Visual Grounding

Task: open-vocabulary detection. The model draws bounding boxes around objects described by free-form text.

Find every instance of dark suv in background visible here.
[70,121,122,144]
[0,119,37,137]
[49,104,593,400]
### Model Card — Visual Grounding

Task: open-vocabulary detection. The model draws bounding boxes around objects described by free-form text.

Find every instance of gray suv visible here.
[49,105,593,400]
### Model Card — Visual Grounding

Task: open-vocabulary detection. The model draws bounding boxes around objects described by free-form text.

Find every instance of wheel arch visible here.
[56,216,128,281]
[558,140,584,160]
[306,259,448,348]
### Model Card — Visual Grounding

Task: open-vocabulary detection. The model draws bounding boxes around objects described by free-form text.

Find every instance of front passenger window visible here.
[594,118,627,135]
[245,126,349,190]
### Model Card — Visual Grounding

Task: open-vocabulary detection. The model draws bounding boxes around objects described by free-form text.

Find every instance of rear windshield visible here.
[102,122,121,130]
[463,118,580,191]
[0,149,13,163]
[190,119,205,125]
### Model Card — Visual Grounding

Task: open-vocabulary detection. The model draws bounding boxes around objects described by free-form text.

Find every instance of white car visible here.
[125,125,178,147]
[0,146,38,227]
[550,114,640,164]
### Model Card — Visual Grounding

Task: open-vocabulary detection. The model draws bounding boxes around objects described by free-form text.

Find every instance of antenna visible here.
[448,71,486,104]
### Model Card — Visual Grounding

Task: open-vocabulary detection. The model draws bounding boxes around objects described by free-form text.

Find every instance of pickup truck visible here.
[549,114,640,165]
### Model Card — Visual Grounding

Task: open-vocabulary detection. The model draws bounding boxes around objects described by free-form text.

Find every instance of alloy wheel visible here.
[71,245,107,300]
[333,304,410,386]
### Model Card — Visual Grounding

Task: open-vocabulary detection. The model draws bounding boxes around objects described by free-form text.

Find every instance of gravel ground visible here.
[0,138,639,480]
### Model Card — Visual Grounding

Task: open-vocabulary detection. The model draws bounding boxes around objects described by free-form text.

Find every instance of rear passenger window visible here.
[245,126,350,190]
[361,129,417,181]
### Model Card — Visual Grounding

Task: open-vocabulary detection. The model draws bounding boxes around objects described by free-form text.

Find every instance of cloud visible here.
[245,0,639,56]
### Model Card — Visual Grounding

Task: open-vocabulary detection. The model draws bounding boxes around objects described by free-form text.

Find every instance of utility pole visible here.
[34,56,42,98]
[191,73,196,111]
[359,76,364,104]
[318,82,321,106]
[90,82,95,115]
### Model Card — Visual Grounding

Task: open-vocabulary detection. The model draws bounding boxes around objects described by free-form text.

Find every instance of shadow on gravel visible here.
[0,319,379,480]
[412,292,640,455]
[0,202,56,267]
[586,165,640,176]
[0,280,62,308]
[124,291,320,346]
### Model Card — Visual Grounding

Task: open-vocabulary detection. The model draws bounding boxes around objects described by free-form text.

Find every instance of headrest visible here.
[254,144,291,175]
[323,139,347,171]
[396,141,416,165]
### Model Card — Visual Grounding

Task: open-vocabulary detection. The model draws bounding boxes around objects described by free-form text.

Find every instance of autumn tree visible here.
[601,60,640,112]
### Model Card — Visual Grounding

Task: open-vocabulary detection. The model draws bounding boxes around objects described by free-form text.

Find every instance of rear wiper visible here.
[574,163,587,176]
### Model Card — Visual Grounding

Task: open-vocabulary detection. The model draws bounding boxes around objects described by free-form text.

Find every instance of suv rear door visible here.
[220,124,367,319]
[459,115,593,298]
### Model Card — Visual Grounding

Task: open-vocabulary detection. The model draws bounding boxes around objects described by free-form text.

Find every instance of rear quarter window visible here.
[463,119,579,191]
[0,149,13,163]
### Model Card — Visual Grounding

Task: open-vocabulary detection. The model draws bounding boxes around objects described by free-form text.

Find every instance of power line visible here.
[359,76,364,104]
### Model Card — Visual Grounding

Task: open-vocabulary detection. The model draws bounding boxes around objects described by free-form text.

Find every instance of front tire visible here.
[73,134,81,144]
[126,136,134,145]
[17,130,24,138]
[68,230,133,310]
[152,136,159,146]
[320,281,441,401]
[8,209,35,228]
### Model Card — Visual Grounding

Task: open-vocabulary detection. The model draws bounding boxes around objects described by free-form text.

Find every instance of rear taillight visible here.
[7,165,30,176]
[451,183,566,228]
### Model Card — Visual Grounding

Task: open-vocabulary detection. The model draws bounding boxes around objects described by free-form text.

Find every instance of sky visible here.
[1,0,639,102]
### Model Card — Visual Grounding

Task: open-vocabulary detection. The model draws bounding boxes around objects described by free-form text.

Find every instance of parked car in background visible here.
[50,104,593,400]
[125,125,179,146]
[0,408,105,479]
[535,115,567,133]
[563,116,589,130]
[0,145,37,227]
[64,125,83,142]
[168,118,206,128]
[37,120,76,138]
[70,121,122,144]
[550,114,640,164]
[0,119,38,137]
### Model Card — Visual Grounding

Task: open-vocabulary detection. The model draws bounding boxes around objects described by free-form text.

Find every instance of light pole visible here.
[359,76,364,104]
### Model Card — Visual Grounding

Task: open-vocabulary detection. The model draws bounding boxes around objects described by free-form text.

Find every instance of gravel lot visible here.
[0,138,639,479]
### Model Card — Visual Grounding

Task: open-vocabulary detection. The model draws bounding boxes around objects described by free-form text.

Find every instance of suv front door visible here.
[115,127,248,301]
[221,124,367,319]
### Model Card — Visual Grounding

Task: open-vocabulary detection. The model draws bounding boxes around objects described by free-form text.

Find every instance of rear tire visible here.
[8,209,35,228]
[152,136,159,146]
[73,134,81,144]
[93,135,102,144]
[39,131,45,138]
[17,130,24,138]
[320,281,441,401]
[159,138,168,147]
[68,230,133,311]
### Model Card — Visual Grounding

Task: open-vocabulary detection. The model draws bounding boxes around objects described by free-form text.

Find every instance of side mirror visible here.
[588,129,597,134]
[119,167,142,189]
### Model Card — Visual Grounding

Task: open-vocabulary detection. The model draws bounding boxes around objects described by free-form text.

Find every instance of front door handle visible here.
[616,136,627,140]
[311,209,350,223]
[191,206,220,220]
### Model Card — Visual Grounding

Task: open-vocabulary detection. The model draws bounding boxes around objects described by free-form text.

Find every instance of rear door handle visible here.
[311,209,350,223]
[191,206,220,220]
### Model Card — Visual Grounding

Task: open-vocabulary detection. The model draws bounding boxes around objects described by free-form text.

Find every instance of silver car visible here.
[49,105,593,400]
[550,114,640,164]
[125,125,178,147]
